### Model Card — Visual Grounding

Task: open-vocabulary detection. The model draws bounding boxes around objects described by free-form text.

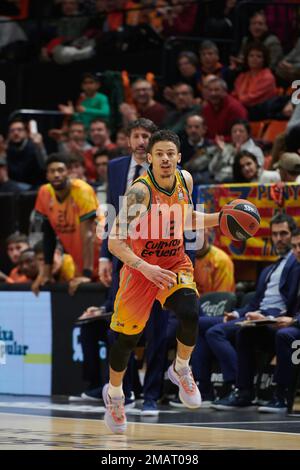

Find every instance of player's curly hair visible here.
[46,152,71,168]
[147,130,181,154]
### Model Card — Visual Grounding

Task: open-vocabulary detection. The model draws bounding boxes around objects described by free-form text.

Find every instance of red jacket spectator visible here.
[202,77,248,140]
[232,68,277,108]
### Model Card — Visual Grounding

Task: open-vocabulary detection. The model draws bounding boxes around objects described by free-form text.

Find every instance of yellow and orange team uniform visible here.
[35,179,98,275]
[6,266,30,283]
[111,168,198,335]
[55,253,76,282]
[194,245,235,296]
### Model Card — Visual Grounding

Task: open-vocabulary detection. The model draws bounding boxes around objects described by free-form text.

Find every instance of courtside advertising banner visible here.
[0,291,51,395]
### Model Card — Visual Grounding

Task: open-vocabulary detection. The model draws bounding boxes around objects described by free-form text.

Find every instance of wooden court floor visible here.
[0,397,300,450]
[0,413,300,450]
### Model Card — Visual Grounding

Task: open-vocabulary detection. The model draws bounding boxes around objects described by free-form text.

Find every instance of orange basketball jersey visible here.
[128,167,193,271]
[110,167,197,335]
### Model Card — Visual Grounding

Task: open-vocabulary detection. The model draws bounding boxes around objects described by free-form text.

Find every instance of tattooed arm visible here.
[108,182,149,268]
[108,182,177,289]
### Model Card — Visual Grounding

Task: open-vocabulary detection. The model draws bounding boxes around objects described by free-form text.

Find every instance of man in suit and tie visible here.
[200,213,300,410]
[244,227,300,414]
[98,118,170,416]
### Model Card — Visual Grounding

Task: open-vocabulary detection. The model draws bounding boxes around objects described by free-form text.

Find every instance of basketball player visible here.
[33,153,98,294]
[103,130,220,433]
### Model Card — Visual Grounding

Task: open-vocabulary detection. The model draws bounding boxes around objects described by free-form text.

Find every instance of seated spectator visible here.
[232,43,278,118]
[0,157,20,193]
[6,119,46,189]
[181,114,210,164]
[92,150,109,188]
[194,228,235,296]
[68,154,88,181]
[59,73,111,130]
[0,232,29,283]
[18,248,39,283]
[115,128,130,154]
[164,52,201,105]
[55,121,92,157]
[84,119,116,180]
[202,77,248,141]
[200,73,219,105]
[276,37,300,83]
[209,119,264,182]
[173,51,201,98]
[161,0,198,36]
[41,0,94,64]
[270,121,300,168]
[182,114,215,184]
[198,40,228,87]
[33,240,75,283]
[233,150,280,184]
[232,42,290,121]
[163,83,201,134]
[207,213,300,410]
[90,149,112,215]
[213,226,300,413]
[230,10,283,71]
[268,152,300,183]
[120,78,167,128]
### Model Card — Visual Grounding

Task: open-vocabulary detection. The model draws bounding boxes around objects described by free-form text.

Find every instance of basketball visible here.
[219,199,261,241]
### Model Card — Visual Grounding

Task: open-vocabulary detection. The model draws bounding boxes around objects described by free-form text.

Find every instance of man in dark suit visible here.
[200,213,300,410]
[98,118,170,416]
[243,227,300,414]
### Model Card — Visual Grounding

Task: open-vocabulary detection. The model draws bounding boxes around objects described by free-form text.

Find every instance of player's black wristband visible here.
[82,269,92,279]
[42,218,56,264]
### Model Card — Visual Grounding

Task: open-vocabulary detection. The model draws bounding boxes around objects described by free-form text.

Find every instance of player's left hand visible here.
[68,276,91,296]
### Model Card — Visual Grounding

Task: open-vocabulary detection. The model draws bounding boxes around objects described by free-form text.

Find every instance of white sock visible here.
[175,355,189,373]
[108,382,123,398]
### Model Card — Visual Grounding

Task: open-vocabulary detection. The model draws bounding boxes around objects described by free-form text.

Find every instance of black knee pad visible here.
[109,331,142,372]
[164,288,199,346]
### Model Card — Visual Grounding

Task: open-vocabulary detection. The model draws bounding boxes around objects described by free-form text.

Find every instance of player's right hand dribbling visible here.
[139,263,177,289]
